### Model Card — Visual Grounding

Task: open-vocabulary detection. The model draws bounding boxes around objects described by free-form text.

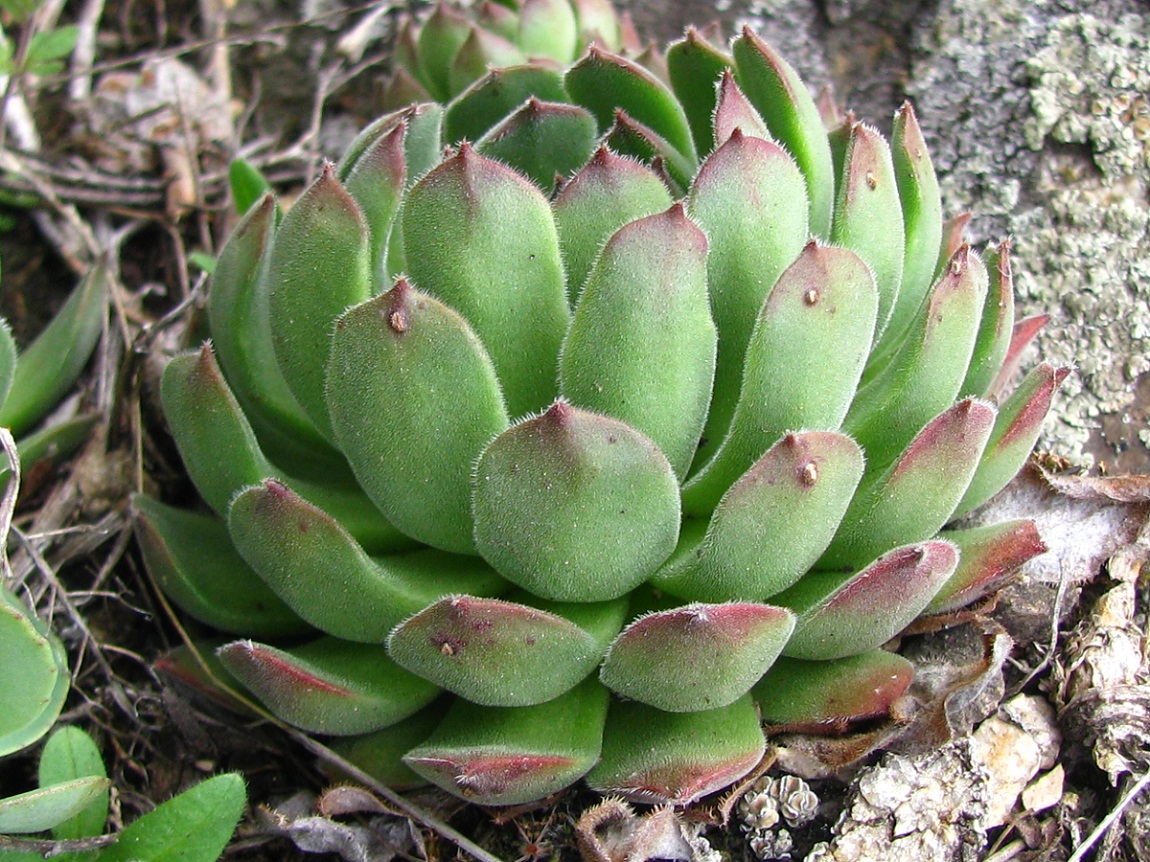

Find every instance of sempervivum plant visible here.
[138,14,1064,807]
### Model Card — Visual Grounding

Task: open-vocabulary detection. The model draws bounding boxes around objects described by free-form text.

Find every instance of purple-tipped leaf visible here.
[443,65,567,144]
[552,145,673,302]
[780,541,959,660]
[600,602,794,712]
[926,519,1047,614]
[404,677,608,805]
[388,593,628,706]
[821,398,996,570]
[712,69,770,146]
[217,638,439,735]
[731,27,834,236]
[666,28,734,154]
[953,363,1069,518]
[987,314,1050,400]
[477,98,598,193]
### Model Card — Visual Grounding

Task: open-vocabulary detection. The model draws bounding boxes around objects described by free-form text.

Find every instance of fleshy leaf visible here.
[217,638,440,735]
[731,27,834,236]
[404,677,609,806]
[402,143,568,417]
[443,65,568,144]
[227,479,507,642]
[830,121,904,342]
[754,651,914,730]
[686,130,809,466]
[711,69,770,146]
[780,540,959,660]
[559,204,715,478]
[552,145,673,302]
[960,240,1015,398]
[820,398,996,570]
[476,98,598,193]
[0,777,111,834]
[846,246,988,468]
[327,280,508,554]
[133,493,308,638]
[926,519,1047,614]
[0,588,68,758]
[953,363,1070,517]
[599,602,794,712]
[472,401,680,602]
[586,695,765,805]
[38,726,109,841]
[388,593,628,706]
[683,242,875,511]
[658,432,864,602]
[666,28,733,154]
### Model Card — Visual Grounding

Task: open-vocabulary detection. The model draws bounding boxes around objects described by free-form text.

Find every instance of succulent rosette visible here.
[138,1,1064,807]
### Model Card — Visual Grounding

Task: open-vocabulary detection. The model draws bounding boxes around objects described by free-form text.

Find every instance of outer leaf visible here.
[265,165,371,440]
[599,602,794,712]
[666,28,733,155]
[133,493,308,638]
[780,541,959,660]
[0,778,110,834]
[559,204,715,478]
[327,281,509,554]
[886,102,943,344]
[731,27,834,236]
[830,122,905,341]
[658,432,864,602]
[686,130,809,466]
[960,240,1016,399]
[926,519,1047,614]
[565,45,697,164]
[586,695,765,805]
[472,401,681,602]
[38,726,108,841]
[0,261,106,438]
[328,702,444,791]
[217,638,439,735]
[388,593,628,706]
[845,246,988,468]
[953,363,1070,517]
[207,194,333,467]
[97,773,245,862]
[161,346,408,553]
[402,144,568,417]
[227,157,271,216]
[820,398,996,570]
[552,145,673,302]
[754,651,914,730]
[404,677,609,806]
[227,480,507,642]
[683,243,875,512]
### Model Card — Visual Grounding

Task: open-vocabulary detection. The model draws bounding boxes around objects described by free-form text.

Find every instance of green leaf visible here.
[0,261,106,438]
[0,777,110,834]
[97,773,245,862]
[24,26,78,76]
[0,588,68,758]
[227,158,271,217]
[38,727,108,841]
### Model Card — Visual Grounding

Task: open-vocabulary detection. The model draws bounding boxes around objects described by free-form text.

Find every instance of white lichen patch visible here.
[805,742,988,862]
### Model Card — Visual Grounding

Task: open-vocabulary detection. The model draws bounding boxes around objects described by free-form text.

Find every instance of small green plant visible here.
[141,1,1062,807]
[0,0,79,78]
[0,725,245,862]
